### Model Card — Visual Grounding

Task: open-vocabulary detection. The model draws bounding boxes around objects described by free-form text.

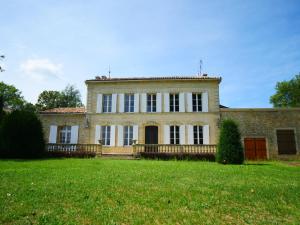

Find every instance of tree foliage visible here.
[216,119,244,164]
[0,82,26,110]
[36,85,83,111]
[0,110,45,158]
[270,74,300,107]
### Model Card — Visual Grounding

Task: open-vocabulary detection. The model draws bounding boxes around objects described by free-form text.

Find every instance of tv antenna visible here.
[198,59,203,76]
[108,65,111,78]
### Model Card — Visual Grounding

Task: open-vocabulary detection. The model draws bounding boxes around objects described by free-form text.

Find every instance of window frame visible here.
[59,126,72,144]
[101,126,111,146]
[102,94,112,113]
[124,94,135,113]
[170,125,180,144]
[123,126,134,146]
[147,93,157,112]
[193,125,203,145]
[169,93,179,112]
[192,93,202,112]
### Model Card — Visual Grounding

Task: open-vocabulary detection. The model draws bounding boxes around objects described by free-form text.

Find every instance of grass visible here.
[0,159,299,225]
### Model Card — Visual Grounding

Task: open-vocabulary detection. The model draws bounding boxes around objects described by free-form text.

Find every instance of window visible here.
[170,94,179,112]
[59,126,71,144]
[147,94,156,112]
[192,93,202,112]
[103,94,112,113]
[193,126,203,144]
[170,125,180,144]
[124,126,133,146]
[125,94,134,112]
[101,126,111,146]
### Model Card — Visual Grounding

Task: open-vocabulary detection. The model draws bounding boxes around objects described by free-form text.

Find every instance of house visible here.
[40,75,300,160]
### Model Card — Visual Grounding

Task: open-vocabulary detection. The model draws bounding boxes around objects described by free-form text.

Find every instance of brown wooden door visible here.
[276,130,297,155]
[145,126,158,152]
[244,138,267,160]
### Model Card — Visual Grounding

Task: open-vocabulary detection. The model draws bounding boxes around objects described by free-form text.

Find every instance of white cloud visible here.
[20,58,63,81]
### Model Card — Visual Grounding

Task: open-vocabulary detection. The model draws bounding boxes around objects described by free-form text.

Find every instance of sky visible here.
[0,0,300,108]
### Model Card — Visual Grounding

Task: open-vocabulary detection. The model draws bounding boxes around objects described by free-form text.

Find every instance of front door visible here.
[145,126,158,152]
[244,138,267,160]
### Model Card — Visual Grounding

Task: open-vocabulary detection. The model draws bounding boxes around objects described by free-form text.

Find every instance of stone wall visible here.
[220,108,300,159]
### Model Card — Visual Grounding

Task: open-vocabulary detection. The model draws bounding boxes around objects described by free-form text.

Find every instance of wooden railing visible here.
[133,144,217,155]
[46,144,102,154]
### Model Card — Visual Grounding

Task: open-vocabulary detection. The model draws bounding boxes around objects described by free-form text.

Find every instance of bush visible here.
[140,152,215,161]
[216,119,244,164]
[46,150,96,158]
[0,110,45,158]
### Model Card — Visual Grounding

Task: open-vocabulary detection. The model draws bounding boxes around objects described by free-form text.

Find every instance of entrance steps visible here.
[99,153,138,160]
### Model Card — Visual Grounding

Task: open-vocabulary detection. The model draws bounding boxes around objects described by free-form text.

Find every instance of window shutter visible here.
[119,94,124,113]
[134,93,139,113]
[95,125,101,144]
[96,94,102,113]
[112,94,117,113]
[110,125,116,146]
[141,93,146,112]
[187,93,193,112]
[117,125,123,146]
[164,93,169,112]
[202,92,208,112]
[187,125,193,144]
[49,125,57,143]
[179,93,185,112]
[203,125,210,144]
[180,125,185,144]
[156,93,162,112]
[164,125,170,144]
[133,125,139,143]
[70,125,79,144]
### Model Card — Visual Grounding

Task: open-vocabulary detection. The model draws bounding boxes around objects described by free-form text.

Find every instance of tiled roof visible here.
[40,107,86,114]
[86,75,221,83]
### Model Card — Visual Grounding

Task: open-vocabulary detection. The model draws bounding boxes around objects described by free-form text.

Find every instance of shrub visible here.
[216,119,244,164]
[0,110,45,158]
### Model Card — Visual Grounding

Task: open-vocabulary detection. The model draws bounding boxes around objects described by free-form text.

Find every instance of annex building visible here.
[40,75,300,160]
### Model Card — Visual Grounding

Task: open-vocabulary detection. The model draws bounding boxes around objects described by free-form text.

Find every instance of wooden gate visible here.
[244,138,267,160]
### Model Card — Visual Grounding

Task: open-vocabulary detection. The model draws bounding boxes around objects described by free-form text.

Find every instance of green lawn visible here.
[0,159,299,225]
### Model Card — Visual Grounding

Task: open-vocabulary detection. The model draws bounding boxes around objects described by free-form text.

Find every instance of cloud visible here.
[20,58,63,81]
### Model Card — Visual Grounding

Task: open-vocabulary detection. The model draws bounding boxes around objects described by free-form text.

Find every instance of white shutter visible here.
[164,125,170,144]
[117,125,123,146]
[96,94,102,113]
[95,125,101,144]
[119,94,124,113]
[187,93,193,112]
[70,125,79,144]
[134,93,139,113]
[180,125,185,144]
[156,93,162,112]
[112,94,117,113]
[188,125,194,144]
[49,125,57,143]
[141,93,147,112]
[179,93,185,112]
[164,93,169,112]
[202,92,208,112]
[203,125,210,144]
[110,125,116,146]
[133,125,139,143]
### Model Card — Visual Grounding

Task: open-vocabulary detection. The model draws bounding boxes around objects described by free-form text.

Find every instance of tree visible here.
[216,119,244,164]
[0,82,26,110]
[0,110,45,158]
[270,74,300,107]
[36,85,83,111]
[36,91,62,111]
[60,85,83,108]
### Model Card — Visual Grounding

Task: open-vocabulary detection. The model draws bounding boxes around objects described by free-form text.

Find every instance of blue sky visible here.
[1,0,300,107]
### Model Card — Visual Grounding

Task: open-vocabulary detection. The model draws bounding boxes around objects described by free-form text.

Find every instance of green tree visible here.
[36,85,83,111]
[0,82,26,110]
[36,90,62,111]
[216,119,244,164]
[270,74,300,107]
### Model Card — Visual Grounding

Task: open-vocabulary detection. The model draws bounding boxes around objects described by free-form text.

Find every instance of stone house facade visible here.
[40,76,300,159]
